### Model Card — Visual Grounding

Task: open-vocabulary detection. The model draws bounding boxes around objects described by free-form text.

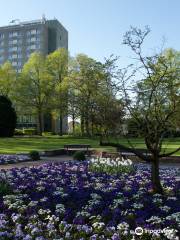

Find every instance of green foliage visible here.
[42,131,56,136]
[14,128,37,136]
[46,48,69,135]
[127,118,144,137]
[0,61,17,99]
[15,128,37,136]
[73,151,86,161]
[16,52,54,135]
[0,96,17,137]
[69,54,124,137]
[121,26,180,193]
[89,159,135,175]
[29,150,40,161]
[23,128,36,135]
[0,180,13,196]
[14,128,25,136]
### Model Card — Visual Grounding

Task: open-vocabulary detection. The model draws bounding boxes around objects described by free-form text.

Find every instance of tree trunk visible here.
[151,157,163,194]
[91,121,94,136]
[91,114,94,136]
[59,115,63,136]
[37,110,43,136]
[81,115,85,136]
[85,111,90,136]
[72,114,75,135]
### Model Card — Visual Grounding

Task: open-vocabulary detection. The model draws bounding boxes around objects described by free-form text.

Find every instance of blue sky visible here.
[1,0,180,65]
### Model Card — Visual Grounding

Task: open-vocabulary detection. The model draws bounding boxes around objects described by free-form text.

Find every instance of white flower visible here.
[146,216,162,224]
[92,222,105,229]
[132,203,144,209]
[117,222,129,230]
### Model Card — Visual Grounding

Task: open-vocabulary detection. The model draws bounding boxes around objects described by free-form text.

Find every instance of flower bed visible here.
[0,162,179,239]
[89,157,135,174]
[0,154,30,165]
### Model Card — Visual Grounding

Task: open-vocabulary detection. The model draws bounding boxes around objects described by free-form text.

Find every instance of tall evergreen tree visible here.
[0,96,17,137]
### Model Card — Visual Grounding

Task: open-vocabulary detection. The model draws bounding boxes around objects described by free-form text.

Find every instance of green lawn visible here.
[0,136,113,154]
[114,137,180,156]
[0,136,179,155]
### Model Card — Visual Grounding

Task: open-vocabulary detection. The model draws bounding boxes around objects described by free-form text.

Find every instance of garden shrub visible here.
[42,131,56,136]
[73,151,86,161]
[29,150,40,160]
[0,180,13,196]
[14,129,25,136]
[0,96,17,137]
[24,128,37,135]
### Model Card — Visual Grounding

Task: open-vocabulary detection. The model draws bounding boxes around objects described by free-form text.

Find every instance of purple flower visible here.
[112,233,121,240]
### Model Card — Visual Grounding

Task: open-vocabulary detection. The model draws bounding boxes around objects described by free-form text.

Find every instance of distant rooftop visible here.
[0,16,59,30]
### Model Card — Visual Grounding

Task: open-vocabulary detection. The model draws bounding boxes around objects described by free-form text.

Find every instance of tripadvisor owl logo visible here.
[134,227,175,236]
[135,227,144,235]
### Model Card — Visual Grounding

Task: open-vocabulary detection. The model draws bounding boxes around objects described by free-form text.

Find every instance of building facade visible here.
[0,17,68,133]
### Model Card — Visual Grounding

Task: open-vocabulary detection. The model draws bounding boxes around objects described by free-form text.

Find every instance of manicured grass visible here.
[0,136,179,155]
[114,137,180,156]
[0,136,114,154]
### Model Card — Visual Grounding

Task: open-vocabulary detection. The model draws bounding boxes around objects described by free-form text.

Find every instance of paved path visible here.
[0,155,73,170]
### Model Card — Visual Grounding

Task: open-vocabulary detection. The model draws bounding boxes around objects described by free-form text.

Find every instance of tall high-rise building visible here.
[0,17,68,72]
[0,17,68,133]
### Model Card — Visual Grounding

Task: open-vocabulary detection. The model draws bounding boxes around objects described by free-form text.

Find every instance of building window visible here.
[18,39,23,44]
[9,38,23,46]
[0,41,4,46]
[0,56,4,63]
[27,44,36,50]
[11,39,18,45]
[30,37,37,42]
[0,33,4,39]
[12,60,22,67]
[27,29,39,36]
[36,43,41,49]
[17,48,22,54]
[31,29,37,34]
[9,46,18,52]
[12,54,18,59]
[31,44,36,50]
[9,31,18,38]
[17,53,22,58]
[12,61,17,66]
[8,54,12,60]
[36,29,41,34]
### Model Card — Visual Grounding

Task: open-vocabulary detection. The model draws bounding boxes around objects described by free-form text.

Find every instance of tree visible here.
[16,53,53,135]
[161,48,180,131]
[70,54,99,136]
[102,27,180,194]
[46,48,68,135]
[67,85,79,135]
[0,62,17,99]
[94,96,124,138]
[92,57,124,137]
[69,54,124,136]
[0,96,17,137]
